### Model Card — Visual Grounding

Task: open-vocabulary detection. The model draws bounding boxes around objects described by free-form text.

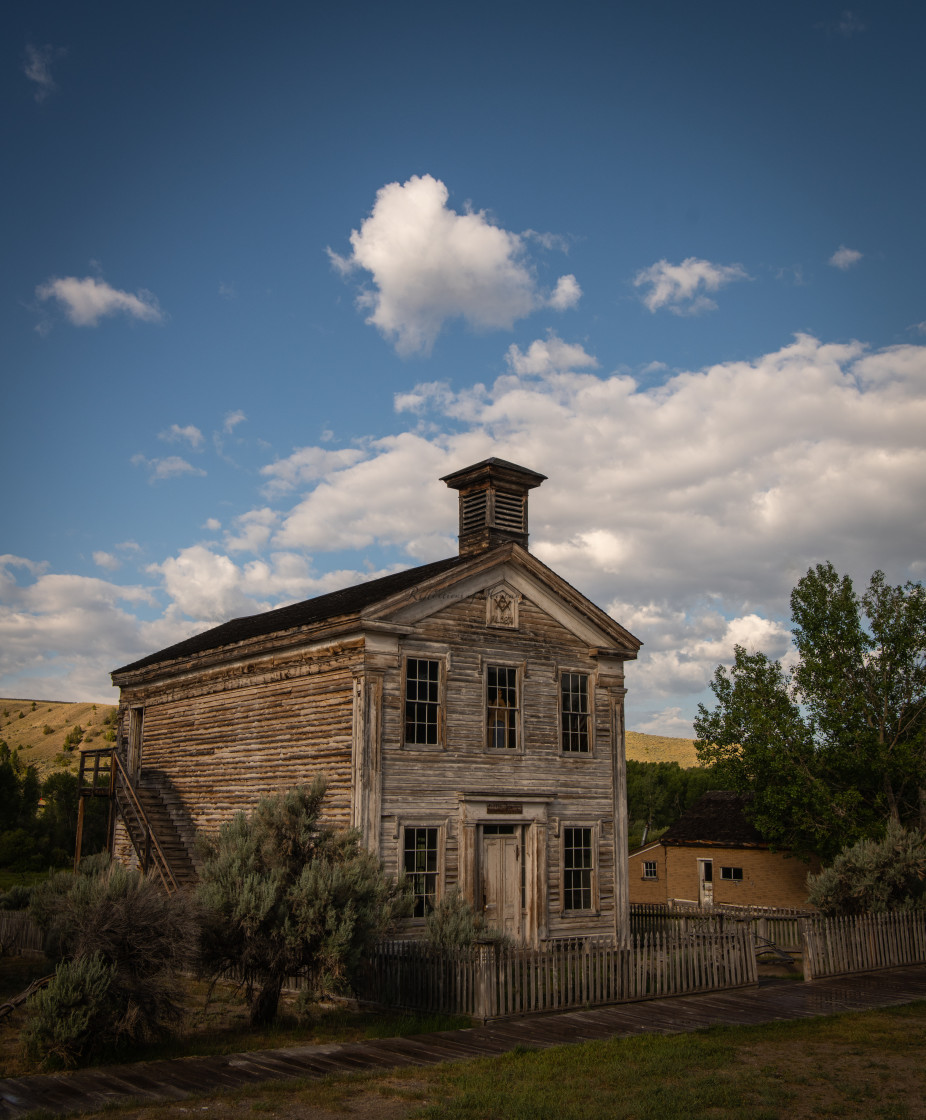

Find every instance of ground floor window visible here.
[404,826,439,917]
[562,826,595,911]
[642,860,658,880]
[720,866,743,881]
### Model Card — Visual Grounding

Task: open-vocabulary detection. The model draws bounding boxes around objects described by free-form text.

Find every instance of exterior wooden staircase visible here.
[77,748,198,892]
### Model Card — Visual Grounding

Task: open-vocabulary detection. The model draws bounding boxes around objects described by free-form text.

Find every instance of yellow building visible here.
[629,791,818,910]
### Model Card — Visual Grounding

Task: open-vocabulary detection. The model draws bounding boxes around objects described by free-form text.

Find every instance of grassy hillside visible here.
[0,697,118,776]
[625,730,700,767]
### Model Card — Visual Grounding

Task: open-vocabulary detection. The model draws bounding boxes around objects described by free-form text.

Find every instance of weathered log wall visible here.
[117,640,362,837]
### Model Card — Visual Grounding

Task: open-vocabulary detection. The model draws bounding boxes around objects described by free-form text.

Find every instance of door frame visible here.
[457,794,553,947]
[697,857,714,908]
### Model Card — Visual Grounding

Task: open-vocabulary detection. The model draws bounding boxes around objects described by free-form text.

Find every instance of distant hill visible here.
[1,698,701,773]
[625,730,700,768]
[0,697,118,775]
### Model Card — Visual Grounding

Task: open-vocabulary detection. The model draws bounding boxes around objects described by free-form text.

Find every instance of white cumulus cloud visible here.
[829,245,863,270]
[548,274,582,310]
[634,257,749,315]
[93,551,121,572]
[131,455,207,482]
[329,174,577,354]
[505,333,598,376]
[36,275,164,327]
[5,332,925,732]
[159,424,204,449]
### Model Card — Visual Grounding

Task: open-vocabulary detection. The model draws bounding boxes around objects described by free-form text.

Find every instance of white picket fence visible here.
[801,911,926,980]
[357,928,758,1021]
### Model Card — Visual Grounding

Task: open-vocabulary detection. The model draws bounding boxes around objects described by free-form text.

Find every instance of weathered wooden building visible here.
[629,791,818,910]
[109,459,641,944]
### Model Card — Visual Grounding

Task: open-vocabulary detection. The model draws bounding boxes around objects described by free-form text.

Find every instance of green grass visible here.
[50,999,926,1120]
[0,869,53,893]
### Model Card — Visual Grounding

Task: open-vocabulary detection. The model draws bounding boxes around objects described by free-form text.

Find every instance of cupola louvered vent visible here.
[461,490,488,532]
[493,491,524,532]
[440,458,546,556]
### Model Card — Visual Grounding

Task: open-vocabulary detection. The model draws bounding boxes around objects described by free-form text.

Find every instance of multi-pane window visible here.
[486,665,518,749]
[563,826,594,911]
[561,672,590,753]
[720,866,743,881]
[404,827,439,917]
[405,658,440,745]
[642,860,658,880]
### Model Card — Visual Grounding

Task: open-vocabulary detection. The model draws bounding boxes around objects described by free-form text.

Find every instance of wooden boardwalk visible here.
[3,965,926,1118]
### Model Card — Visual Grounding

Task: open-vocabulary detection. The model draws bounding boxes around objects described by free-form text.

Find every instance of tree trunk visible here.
[249,975,284,1027]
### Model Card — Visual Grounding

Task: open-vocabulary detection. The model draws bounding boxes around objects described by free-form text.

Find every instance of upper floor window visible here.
[405,658,440,746]
[642,860,658,880]
[562,826,595,911]
[561,672,590,753]
[486,664,518,749]
[404,826,439,917]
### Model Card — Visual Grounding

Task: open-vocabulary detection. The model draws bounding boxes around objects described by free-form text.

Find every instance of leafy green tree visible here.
[626,760,717,847]
[807,822,926,915]
[197,779,411,1027]
[695,563,926,859]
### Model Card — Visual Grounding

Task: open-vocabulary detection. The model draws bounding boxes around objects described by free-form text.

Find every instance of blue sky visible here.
[3,1,925,733]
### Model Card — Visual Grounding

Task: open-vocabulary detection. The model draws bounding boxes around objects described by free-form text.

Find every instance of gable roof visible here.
[113,540,642,684]
[660,791,766,849]
[113,554,467,676]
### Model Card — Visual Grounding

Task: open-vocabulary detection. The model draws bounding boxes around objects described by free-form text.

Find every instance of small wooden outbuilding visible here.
[108,459,642,944]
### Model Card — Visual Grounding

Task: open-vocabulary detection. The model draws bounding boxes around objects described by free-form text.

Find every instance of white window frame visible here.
[642,860,658,881]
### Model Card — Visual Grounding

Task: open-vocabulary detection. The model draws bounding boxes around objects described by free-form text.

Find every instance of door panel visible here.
[483,834,522,940]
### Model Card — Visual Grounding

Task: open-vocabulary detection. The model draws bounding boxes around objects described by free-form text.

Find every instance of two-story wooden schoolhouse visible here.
[108,459,642,944]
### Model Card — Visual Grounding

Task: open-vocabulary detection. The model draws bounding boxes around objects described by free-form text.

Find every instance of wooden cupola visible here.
[440,458,547,556]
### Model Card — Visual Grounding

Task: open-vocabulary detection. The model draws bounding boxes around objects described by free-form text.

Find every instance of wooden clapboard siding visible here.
[117,640,362,836]
[378,588,625,941]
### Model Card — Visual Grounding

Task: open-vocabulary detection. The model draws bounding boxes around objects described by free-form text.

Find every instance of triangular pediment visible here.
[361,544,641,657]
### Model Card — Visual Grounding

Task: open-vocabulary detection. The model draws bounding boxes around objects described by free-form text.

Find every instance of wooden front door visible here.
[482,825,523,941]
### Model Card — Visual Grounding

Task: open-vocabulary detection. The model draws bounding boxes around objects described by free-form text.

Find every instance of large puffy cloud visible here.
[0,559,170,701]
[250,334,925,731]
[4,334,925,732]
[35,275,164,327]
[329,175,578,354]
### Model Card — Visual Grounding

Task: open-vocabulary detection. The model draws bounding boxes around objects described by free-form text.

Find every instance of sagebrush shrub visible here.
[21,953,115,1068]
[807,821,926,915]
[26,855,198,1065]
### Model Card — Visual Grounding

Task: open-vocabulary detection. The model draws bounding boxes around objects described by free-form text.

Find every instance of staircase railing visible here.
[77,747,179,894]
